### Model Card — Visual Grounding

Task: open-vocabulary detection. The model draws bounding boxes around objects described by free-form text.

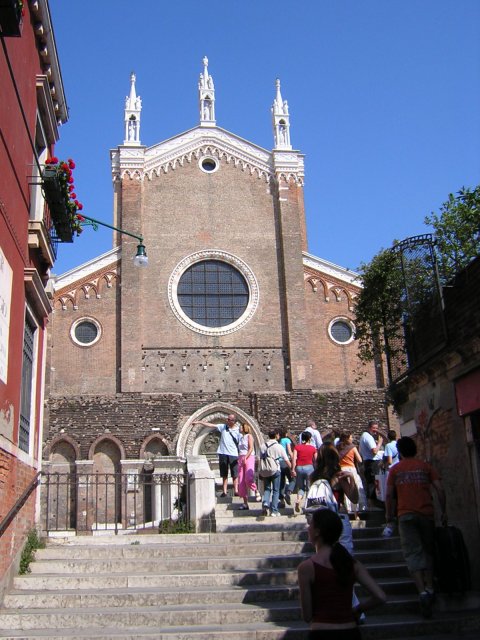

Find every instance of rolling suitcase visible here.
[434,525,471,594]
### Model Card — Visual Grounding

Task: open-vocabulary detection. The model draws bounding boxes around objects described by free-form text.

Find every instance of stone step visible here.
[1,610,480,640]
[0,601,300,630]
[13,568,301,591]
[30,546,404,574]
[3,585,300,609]
[1,591,443,617]
[5,574,419,610]
[28,554,310,574]
[1,600,479,632]
[35,540,312,560]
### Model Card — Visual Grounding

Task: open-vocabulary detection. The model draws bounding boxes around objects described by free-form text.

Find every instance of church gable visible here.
[142,127,273,183]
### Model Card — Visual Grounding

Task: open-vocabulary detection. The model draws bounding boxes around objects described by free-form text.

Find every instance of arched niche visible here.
[139,435,170,459]
[90,437,123,474]
[46,435,80,464]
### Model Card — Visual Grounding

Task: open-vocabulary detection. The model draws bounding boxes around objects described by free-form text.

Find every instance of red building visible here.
[0,0,68,596]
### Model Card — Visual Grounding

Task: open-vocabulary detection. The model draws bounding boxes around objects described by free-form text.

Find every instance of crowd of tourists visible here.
[193,414,448,634]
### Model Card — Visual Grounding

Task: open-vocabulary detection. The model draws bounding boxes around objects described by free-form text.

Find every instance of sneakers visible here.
[419,591,433,619]
[278,501,286,509]
[382,524,394,538]
[284,492,291,506]
[270,512,280,517]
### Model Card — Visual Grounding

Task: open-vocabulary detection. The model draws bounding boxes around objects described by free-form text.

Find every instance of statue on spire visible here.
[124,72,142,146]
[272,79,292,150]
[199,56,216,127]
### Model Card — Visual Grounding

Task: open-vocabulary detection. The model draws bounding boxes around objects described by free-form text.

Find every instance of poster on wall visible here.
[0,246,13,384]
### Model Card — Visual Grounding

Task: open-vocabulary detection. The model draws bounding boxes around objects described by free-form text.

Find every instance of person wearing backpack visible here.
[259,429,292,517]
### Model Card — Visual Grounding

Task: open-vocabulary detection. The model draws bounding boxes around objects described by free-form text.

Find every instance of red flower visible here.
[61,162,69,171]
[68,184,75,192]
[70,192,77,199]
[68,176,74,183]
[76,214,85,222]
[50,156,58,164]
[77,203,83,210]
[68,159,76,169]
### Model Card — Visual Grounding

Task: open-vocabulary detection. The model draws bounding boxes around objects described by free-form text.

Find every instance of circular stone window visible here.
[169,251,259,336]
[199,157,218,173]
[71,318,102,347]
[328,318,355,345]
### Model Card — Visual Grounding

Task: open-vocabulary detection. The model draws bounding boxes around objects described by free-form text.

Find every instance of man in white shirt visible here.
[193,414,240,497]
[305,419,323,450]
[359,420,384,509]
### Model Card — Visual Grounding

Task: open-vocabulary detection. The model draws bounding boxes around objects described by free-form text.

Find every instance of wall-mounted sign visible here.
[0,246,13,384]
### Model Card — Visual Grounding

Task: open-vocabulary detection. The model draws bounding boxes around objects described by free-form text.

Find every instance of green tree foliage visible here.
[354,248,404,367]
[425,185,480,282]
[355,185,480,376]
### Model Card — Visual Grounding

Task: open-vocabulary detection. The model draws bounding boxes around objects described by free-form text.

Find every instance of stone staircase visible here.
[1,496,480,639]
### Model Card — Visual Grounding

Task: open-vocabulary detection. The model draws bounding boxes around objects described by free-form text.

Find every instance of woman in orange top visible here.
[337,433,366,518]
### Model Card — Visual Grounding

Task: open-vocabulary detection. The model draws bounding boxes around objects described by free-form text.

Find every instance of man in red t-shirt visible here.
[385,436,446,619]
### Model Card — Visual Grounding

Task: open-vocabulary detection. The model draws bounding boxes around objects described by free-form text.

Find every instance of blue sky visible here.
[49,0,480,275]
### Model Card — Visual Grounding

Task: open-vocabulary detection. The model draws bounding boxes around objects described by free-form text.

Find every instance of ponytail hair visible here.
[330,541,355,586]
[310,509,354,586]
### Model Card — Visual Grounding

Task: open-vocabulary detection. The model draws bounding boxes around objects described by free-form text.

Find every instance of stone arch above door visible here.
[176,401,264,457]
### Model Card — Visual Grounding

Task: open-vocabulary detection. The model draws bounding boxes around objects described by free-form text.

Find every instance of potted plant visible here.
[42,157,84,243]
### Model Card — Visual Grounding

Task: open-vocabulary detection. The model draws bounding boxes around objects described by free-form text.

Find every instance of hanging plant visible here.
[43,157,84,241]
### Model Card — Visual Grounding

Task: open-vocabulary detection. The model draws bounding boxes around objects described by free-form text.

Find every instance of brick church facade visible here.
[44,60,389,475]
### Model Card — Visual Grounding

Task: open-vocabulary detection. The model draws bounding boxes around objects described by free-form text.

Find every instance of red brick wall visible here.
[305,277,378,390]
[0,449,38,591]
[50,270,119,395]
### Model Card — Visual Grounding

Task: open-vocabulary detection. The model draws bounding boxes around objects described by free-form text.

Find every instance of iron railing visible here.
[42,471,189,535]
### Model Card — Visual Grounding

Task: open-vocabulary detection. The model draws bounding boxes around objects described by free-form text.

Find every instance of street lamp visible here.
[78,214,148,267]
[133,243,148,267]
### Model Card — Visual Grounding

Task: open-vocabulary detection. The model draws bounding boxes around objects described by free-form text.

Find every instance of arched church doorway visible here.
[175,403,264,487]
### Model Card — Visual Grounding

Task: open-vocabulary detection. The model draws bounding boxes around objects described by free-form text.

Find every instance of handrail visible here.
[0,471,42,537]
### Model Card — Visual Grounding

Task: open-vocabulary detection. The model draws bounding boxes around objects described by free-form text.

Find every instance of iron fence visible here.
[388,234,447,383]
[42,471,189,535]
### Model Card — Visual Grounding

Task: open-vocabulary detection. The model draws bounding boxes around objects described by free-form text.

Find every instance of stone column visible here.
[186,455,216,533]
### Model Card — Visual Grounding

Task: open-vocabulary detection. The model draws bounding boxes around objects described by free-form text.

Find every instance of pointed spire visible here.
[124,72,142,146]
[272,78,291,150]
[199,56,216,127]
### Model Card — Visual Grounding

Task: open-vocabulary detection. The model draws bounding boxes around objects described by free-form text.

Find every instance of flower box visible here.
[42,166,75,243]
[0,0,23,37]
